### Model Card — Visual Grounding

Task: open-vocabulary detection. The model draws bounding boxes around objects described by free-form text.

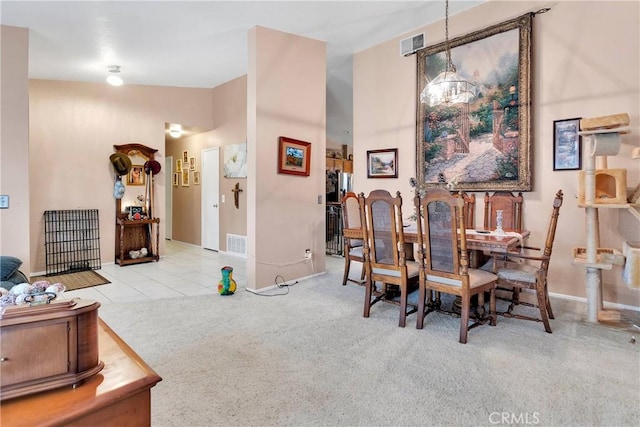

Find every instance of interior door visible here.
[202,147,220,251]
[165,156,173,240]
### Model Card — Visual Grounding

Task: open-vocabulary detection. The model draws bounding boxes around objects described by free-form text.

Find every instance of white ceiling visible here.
[1,0,484,145]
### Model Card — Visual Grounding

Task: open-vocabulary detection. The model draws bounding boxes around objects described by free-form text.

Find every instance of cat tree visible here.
[573,113,639,323]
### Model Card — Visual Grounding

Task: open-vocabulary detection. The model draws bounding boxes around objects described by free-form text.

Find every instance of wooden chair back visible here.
[452,191,476,229]
[416,189,469,280]
[483,191,523,231]
[541,190,564,272]
[340,191,365,286]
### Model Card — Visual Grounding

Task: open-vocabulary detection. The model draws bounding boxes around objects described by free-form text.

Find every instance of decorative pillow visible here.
[1,256,22,281]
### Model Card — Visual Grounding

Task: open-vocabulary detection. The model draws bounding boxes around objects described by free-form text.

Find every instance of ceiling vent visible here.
[400,33,425,57]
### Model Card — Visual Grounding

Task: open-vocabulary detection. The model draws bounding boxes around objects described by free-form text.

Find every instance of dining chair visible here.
[358,190,419,327]
[452,191,476,229]
[488,189,564,333]
[341,191,365,286]
[414,189,497,344]
[483,191,524,231]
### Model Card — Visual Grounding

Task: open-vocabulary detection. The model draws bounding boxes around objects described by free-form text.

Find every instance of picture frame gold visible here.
[416,13,533,191]
[189,156,196,171]
[127,165,146,186]
[182,150,189,163]
[182,170,190,187]
[176,159,183,173]
[193,171,200,185]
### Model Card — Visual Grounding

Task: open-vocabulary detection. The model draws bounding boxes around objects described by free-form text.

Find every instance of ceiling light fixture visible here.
[168,124,183,138]
[421,0,476,106]
[106,65,123,86]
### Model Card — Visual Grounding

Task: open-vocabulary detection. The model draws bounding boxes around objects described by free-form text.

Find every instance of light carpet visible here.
[98,268,640,427]
[31,270,110,291]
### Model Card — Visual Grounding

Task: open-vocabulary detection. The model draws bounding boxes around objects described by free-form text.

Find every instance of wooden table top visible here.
[1,319,162,427]
[343,227,530,254]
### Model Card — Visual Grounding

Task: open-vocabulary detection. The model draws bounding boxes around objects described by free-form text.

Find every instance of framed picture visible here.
[193,171,200,185]
[182,170,190,187]
[367,148,398,178]
[182,150,189,163]
[176,159,183,173]
[189,157,196,171]
[278,136,311,176]
[416,13,533,191]
[127,165,145,186]
[172,173,178,186]
[553,118,582,171]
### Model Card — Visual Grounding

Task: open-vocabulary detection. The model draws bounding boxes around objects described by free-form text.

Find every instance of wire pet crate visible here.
[43,209,101,276]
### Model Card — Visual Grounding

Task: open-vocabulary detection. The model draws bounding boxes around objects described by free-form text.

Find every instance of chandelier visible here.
[421,0,476,107]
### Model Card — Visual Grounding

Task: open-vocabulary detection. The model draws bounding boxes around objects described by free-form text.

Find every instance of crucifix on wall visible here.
[231,182,243,209]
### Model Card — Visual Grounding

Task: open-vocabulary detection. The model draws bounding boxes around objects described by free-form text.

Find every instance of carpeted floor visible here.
[98,266,640,427]
[31,270,110,291]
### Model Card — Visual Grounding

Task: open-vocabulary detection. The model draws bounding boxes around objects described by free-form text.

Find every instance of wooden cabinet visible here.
[0,299,103,401]
[113,143,160,266]
[326,158,353,173]
[115,217,160,266]
[1,318,162,427]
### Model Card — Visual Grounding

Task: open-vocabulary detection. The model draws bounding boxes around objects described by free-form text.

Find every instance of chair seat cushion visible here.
[426,268,496,288]
[496,263,538,284]
[349,246,363,258]
[372,260,420,279]
[468,268,498,288]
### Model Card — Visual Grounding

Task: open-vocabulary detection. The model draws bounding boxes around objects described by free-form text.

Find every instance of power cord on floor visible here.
[245,275,299,297]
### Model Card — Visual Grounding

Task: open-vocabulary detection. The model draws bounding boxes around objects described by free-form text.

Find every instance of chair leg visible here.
[535,273,552,333]
[417,284,426,329]
[543,279,555,319]
[342,257,351,286]
[459,294,470,344]
[363,278,373,318]
[489,287,497,326]
[399,283,407,328]
[360,263,365,281]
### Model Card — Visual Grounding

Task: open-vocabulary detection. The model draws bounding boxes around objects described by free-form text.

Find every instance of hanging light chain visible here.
[444,0,456,73]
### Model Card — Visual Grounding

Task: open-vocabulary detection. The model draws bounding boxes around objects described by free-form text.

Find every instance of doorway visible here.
[165,156,173,240]
[202,147,220,251]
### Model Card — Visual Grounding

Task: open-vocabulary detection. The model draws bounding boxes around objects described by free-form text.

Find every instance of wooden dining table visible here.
[343,226,530,268]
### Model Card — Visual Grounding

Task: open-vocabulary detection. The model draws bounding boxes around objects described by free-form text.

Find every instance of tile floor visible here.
[63,240,345,305]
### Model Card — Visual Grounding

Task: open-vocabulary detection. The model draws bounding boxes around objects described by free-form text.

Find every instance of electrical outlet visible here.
[304,249,312,259]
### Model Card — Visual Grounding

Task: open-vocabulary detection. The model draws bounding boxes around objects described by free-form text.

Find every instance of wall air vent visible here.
[226,234,247,257]
[400,33,425,57]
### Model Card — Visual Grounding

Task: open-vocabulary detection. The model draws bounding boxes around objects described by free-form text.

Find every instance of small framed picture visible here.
[367,148,398,178]
[172,173,178,186]
[193,171,200,185]
[189,157,196,171]
[182,150,189,163]
[182,170,190,187]
[176,159,183,173]
[553,118,582,171]
[127,165,146,186]
[278,136,311,176]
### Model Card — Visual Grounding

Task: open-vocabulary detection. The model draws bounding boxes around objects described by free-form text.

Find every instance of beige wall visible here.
[353,0,640,307]
[0,26,30,273]
[248,26,327,289]
[28,80,214,272]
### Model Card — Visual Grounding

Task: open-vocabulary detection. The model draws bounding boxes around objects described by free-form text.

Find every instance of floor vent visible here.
[226,234,247,257]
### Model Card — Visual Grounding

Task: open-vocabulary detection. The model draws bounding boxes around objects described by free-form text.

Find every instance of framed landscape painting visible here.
[278,136,311,176]
[367,148,398,178]
[416,13,533,191]
[553,118,581,171]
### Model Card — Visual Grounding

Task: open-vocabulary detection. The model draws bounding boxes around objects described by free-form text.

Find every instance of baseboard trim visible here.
[548,291,640,313]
